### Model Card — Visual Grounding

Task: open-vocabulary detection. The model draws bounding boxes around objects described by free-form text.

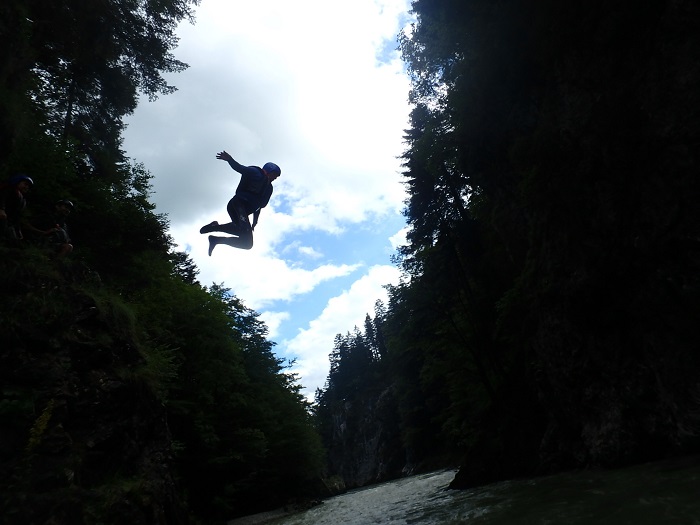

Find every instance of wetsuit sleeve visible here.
[226,158,260,179]
[258,184,274,209]
[251,185,273,230]
[227,158,267,196]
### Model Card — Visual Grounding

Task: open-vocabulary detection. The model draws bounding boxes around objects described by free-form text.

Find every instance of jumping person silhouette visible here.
[199,151,281,255]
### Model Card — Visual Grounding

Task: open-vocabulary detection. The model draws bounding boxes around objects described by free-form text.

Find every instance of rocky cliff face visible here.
[0,252,186,524]
[448,0,700,488]
[325,386,406,489]
[528,0,700,469]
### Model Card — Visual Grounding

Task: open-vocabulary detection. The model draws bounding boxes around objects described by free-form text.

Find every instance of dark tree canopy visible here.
[1,0,199,171]
[0,1,328,523]
[313,0,700,490]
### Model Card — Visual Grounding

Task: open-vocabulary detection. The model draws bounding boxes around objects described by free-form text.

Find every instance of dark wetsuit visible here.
[32,210,71,249]
[0,185,27,240]
[213,159,273,249]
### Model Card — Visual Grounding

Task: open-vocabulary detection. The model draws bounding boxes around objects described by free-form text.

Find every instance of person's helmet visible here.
[262,162,281,176]
[8,174,34,186]
[56,199,74,209]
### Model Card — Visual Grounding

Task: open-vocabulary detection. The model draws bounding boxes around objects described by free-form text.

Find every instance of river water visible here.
[261,455,700,524]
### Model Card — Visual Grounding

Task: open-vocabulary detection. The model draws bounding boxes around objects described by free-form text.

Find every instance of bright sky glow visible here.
[123,0,413,399]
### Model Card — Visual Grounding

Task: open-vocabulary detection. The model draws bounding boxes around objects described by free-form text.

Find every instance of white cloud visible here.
[123,0,414,396]
[297,245,324,259]
[389,225,409,250]
[259,310,290,339]
[127,0,412,230]
[172,218,361,309]
[284,264,402,398]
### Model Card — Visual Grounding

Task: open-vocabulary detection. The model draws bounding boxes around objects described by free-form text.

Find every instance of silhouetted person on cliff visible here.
[199,150,281,255]
[0,174,33,244]
[28,199,74,258]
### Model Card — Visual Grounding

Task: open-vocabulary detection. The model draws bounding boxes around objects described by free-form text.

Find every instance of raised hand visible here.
[216,150,232,162]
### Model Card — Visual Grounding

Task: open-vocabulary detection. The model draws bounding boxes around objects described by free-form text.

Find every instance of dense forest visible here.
[1,1,326,524]
[2,0,699,524]
[315,0,700,492]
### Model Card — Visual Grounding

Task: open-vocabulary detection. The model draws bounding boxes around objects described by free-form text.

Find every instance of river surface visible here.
[259,455,700,524]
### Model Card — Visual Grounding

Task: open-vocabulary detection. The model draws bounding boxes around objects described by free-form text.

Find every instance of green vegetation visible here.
[3,0,699,522]
[314,0,700,490]
[0,1,325,523]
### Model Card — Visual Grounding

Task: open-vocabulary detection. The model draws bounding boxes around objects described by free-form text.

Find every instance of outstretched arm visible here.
[23,221,57,236]
[216,150,246,173]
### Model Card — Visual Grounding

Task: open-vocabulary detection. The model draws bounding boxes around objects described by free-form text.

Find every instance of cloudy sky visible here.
[122,0,414,399]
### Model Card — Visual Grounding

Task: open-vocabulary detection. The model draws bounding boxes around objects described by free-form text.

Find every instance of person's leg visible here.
[219,198,251,233]
[0,218,10,242]
[56,243,73,258]
[199,220,219,234]
[206,198,253,255]
[200,197,249,235]
[208,233,253,255]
